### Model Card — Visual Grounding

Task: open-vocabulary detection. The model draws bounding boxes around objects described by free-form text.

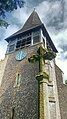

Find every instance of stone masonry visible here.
[0,44,40,119]
[55,65,67,119]
[0,43,62,119]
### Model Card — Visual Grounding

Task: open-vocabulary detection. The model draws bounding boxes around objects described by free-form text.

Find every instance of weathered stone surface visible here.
[0,56,8,86]
[0,43,65,119]
[55,65,67,119]
[0,44,40,119]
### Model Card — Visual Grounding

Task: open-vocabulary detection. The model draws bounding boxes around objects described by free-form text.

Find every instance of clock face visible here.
[16,50,26,61]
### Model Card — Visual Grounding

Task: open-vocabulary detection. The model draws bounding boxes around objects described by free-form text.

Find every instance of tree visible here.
[0,0,25,28]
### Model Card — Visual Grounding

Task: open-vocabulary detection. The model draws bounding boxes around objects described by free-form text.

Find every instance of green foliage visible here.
[0,19,9,28]
[0,0,25,28]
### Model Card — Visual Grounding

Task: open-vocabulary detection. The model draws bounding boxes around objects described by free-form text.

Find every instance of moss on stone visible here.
[28,54,40,63]
[43,50,56,60]
[36,72,49,81]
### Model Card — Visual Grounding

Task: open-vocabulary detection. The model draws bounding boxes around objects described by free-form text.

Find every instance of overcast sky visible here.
[0,0,67,80]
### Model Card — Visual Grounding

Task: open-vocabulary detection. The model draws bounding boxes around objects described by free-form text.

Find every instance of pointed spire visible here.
[10,10,42,37]
[22,10,42,32]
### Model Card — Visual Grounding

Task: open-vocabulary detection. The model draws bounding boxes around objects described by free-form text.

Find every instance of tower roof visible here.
[5,10,58,53]
[21,9,42,32]
[8,10,42,38]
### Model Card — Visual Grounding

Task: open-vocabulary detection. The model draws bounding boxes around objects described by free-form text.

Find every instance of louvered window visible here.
[33,35,40,44]
[9,44,15,52]
[33,30,40,44]
[16,37,31,49]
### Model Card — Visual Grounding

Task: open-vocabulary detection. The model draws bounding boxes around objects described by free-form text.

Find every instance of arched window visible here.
[11,107,15,119]
[14,73,21,87]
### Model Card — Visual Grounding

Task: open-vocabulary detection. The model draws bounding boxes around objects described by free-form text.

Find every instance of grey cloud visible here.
[60,52,67,60]
[32,0,64,31]
[0,28,5,41]
[5,0,66,31]
[56,50,67,61]
[25,0,45,7]
[26,0,61,7]
[58,44,67,52]
[6,12,23,28]
[44,1,63,29]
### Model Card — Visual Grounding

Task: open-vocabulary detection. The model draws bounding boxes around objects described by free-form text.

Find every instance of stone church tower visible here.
[0,10,67,119]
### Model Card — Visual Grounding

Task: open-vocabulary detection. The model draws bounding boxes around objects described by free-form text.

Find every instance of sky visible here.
[0,0,67,80]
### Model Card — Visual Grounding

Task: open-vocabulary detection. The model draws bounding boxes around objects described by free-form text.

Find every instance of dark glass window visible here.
[33,30,40,36]
[16,40,21,48]
[9,44,15,52]
[33,30,40,44]
[21,39,26,47]
[26,37,31,45]
[16,37,31,49]
[33,35,40,44]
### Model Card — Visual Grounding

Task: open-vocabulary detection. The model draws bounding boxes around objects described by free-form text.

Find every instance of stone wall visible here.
[0,56,8,86]
[0,43,63,119]
[47,61,61,119]
[0,44,40,119]
[55,65,67,119]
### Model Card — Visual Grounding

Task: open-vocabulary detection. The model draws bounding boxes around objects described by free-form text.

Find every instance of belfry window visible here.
[16,36,31,49]
[33,30,40,44]
[33,35,40,44]
[16,40,21,48]
[9,44,15,52]
[26,37,31,45]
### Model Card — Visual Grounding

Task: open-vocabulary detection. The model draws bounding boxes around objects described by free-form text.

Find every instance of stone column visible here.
[37,46,49,119]
[28,46,56,119]
[39,79,48,119]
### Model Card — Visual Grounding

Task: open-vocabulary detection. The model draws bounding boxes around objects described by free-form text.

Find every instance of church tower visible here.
[0,10,61,119]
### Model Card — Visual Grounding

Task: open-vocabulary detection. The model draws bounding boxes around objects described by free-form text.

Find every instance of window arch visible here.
[14,72,21,87]
[11,107,15,119]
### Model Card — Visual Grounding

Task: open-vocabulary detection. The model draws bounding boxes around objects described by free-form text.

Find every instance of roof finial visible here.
[34,7,36,11]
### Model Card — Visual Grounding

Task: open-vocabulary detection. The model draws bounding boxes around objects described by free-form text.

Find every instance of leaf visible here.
[0,0,25,28]
[0,19,9,28]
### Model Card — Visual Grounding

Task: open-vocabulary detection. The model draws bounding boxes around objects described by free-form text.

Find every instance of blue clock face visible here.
[16,51,26,61]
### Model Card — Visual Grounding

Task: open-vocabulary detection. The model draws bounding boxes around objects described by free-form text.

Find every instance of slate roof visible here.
[21,10,42,32]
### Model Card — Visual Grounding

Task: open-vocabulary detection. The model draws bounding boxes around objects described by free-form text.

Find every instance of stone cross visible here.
[28,46,56,119]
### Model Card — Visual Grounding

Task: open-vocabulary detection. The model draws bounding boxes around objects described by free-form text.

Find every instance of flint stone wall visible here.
[0,44,40,119]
